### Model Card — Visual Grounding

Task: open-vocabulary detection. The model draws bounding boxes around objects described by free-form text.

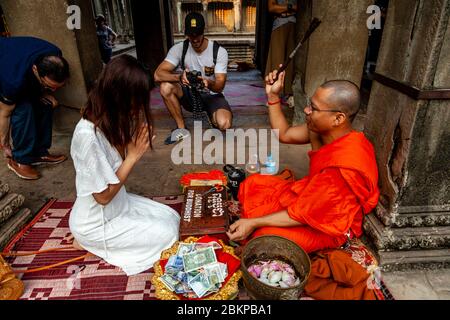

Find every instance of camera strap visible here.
[180,39,221,71]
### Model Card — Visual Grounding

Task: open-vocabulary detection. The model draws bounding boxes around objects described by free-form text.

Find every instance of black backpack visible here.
[180,39,221,71]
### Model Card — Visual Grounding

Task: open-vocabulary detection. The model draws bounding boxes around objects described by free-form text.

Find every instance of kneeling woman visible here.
[70,55,180,275]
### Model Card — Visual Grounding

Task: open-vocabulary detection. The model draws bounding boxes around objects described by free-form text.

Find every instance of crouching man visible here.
[154,12,233,145]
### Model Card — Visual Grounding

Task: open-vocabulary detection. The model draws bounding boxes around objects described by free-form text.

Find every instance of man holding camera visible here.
[154,12,233,145]
[0,36,70,180]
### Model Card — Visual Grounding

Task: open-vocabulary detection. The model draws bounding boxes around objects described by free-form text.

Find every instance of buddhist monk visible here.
[226,69,380,253]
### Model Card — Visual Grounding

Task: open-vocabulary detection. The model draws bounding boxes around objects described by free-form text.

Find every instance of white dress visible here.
[69,119,180,276]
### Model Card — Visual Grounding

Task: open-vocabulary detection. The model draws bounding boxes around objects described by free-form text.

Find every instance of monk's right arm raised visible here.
[265,69,310,145]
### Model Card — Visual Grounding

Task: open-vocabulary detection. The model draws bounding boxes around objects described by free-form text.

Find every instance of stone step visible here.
[0,208,32,251]
[0,193,25,225]
[378,248,450,272]
[0,182,10,201]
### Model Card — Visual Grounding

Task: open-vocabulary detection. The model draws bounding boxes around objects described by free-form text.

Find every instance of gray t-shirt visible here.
[165,40,228,82]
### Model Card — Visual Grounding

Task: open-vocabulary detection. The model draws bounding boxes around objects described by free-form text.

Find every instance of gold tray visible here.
[151,237,242,300]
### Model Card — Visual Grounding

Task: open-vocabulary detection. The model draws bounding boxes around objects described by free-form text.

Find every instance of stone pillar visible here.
[2,0,103,113]
[121,0,132,40]
[363,0,450,270]
[177,1,183,34]
[202,0,209,33]
[234,0,242,32]
[292,0,372,124]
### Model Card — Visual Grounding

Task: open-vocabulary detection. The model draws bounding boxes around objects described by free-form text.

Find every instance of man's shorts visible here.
[180,85,232,120]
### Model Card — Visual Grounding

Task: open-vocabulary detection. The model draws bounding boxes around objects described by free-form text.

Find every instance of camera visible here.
[186,70,204,89]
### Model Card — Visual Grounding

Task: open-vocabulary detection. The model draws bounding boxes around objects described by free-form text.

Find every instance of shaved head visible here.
[320,80,361,121]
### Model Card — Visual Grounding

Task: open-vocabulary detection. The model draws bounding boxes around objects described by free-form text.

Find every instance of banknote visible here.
[183,247,217,273]
[177,243,195,257]
[203,263,224,285]
[165,255,184,275]
[194,241,222,251]
[219,262,228,280]
[188,272,212,298]
[160,274,180,292]
[175,282,193,295]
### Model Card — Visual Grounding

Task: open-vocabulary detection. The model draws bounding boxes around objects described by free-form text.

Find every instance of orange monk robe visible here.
[238,132,380,253]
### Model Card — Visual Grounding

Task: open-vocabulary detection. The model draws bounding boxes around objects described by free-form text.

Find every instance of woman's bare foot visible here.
[72,240,84,251]
[67,235,84,251]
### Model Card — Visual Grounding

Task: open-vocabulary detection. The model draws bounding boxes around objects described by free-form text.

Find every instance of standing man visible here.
[266,0,298,108]
[95,14,117,64]
[0,36,70,180]
[154,12,233,145]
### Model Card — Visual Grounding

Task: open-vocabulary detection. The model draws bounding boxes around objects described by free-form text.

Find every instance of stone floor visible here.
[1,77,449,300]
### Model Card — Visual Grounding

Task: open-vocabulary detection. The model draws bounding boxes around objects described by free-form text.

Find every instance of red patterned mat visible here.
[3,197,186,300]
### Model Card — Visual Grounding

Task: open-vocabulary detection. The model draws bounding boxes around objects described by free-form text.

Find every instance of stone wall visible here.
[292,0,373,124]
[363,0,450,270]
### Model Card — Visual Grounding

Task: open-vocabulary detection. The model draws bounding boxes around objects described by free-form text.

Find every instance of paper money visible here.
[160,274,180,292]
[159,241,229,299]
[177,243,195,256]
[183,247,217,273]
[189,272,212,298]
[219,262,228,280]
[165,255,184,275]
[203,263,224,285]
[194,241,222,251]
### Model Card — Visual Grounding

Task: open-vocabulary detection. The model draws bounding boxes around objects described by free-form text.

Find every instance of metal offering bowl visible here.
[241,236,311,300]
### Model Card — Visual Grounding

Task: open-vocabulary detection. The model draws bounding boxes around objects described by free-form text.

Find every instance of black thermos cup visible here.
[223,165,246,201]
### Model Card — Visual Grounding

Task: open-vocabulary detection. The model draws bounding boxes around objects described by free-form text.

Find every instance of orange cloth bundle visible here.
[304,250,377,300]
[180,170,227,187]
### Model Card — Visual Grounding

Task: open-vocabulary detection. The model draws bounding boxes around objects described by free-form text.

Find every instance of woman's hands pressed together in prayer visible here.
[127,124,151,164]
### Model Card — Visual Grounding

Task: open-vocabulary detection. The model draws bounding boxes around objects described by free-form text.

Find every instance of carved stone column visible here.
[363,0,450,270]
[202,0,209,33]
[177,1,183,34]
[234,0,242,32]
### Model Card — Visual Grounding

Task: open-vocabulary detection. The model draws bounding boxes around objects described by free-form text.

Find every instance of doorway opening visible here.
[361,0,389,111]
[90,0,137,58]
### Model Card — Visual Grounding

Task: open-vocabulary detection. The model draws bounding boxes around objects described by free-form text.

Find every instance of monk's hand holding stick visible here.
[266,65,286,103]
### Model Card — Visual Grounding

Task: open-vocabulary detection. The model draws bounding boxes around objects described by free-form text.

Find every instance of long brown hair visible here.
[83,55,153,150]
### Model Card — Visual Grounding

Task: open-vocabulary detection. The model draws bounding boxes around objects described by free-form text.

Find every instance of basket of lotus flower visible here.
[241,236,311,300]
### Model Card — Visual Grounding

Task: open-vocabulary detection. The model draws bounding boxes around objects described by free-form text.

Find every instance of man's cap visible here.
[96,14,106,22]
[185,12,205,36]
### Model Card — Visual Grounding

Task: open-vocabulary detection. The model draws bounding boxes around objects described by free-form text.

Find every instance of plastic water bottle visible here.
[262,154,278,175]
[245,154,261,176]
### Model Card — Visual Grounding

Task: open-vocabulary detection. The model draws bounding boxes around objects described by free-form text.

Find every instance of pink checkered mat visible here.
[3,197,189,300]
